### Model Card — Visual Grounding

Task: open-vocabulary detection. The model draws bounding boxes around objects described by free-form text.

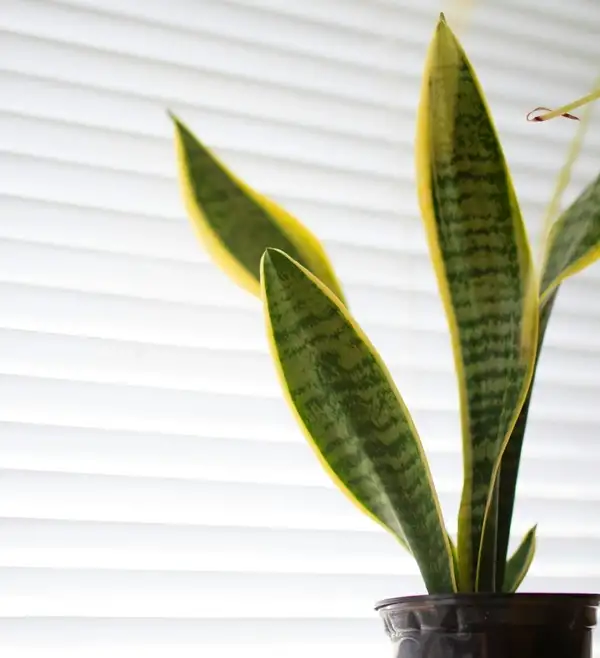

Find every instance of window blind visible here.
[0,0,599,655]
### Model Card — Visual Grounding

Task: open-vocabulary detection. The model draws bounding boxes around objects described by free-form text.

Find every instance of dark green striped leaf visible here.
[171,114,346,304]
[261,248,456,593]
[495,172,600,586]
[503,526,536,592]
[416,14,538,591]
[494,291,556,589]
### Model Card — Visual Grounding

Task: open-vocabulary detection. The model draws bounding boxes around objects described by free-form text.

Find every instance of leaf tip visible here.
[431,10,458,52]
[168,110,184,130]
[262,246,285,267]
[260,247,293,282]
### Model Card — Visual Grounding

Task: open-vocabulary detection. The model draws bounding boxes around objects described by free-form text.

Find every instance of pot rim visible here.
[375,592,600,612]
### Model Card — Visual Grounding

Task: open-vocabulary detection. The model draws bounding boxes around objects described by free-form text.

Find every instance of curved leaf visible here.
[261,247,456,593]
[503,526,537,592]
[416,14,538,591]
[495,95,596,590]
[171,114,346,304]
[540,173,600,304]
[495,173,600,585]
[493,181,600,585]
[495,175,600,587]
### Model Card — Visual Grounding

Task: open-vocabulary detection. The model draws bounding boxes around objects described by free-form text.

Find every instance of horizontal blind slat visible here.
[52,0,600,81]
[0,469,596,535]
[3,110,599,194]
[0,237,599,329]
[2,25,600,148]
[0,326,599,397]
[1,518,599,575]
[0,617,384,651]
[1,568,600,617]
[0,420,597,485]
[2,279,600,361]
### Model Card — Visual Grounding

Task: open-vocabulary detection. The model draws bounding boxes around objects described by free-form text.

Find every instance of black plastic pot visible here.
[376,594,599,658]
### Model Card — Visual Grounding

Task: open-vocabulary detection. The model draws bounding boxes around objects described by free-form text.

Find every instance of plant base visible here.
[376,593,599,658]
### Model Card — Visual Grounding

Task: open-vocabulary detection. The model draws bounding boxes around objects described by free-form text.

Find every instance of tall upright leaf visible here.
[491,172,600,585]
[493,291,556,590]
[493,94,596,589]
[415,14,538,591]
[171,114,346,304]
[261,248,456,593]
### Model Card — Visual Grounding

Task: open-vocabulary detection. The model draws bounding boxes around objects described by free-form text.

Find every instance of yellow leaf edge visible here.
[260,247,457,590]
[172,114,260,296]
[257,194,347,306]
[475,310,539,590]
[171,113,346,304]
[540,243,600,307]
[538,75,600,306]
[415,15,539,590]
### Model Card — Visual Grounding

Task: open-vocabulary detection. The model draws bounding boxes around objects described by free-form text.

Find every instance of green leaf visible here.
[261,248,456,593]
[540,173,600,304]
[494,171,600,585]
[495,97,595,590]
[496,172,600,587]
[170,113,346,304]
[416,14,538,591]
[448,534,459,581]
[493,290,557,590]
[503,526,537,592]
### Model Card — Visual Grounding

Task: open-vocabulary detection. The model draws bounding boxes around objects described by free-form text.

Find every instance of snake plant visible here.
[170,15,600,593]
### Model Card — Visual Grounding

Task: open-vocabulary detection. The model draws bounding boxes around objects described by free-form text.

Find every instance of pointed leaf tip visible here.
[168,110,183,127]
[503,525,537,592]
[172,120,346,303]
[261,247,286,271]
[260,247,282,278]
[439,12,447,23]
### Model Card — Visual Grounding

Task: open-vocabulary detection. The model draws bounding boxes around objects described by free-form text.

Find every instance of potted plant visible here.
[170,14,600,658]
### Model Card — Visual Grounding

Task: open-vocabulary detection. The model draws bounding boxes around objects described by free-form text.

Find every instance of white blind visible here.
[0,0,600,655]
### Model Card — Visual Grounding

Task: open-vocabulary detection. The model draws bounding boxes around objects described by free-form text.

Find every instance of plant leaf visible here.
[171,114,346,304]
[494,171,600,587]
[495,95,595,590]
[448,534,459,583]
[540,173,600,304]
[493,175,600,589]
[503,526,537,592]
[261,247,456,593]
[493,291,557,589]
[416,14,538,591]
